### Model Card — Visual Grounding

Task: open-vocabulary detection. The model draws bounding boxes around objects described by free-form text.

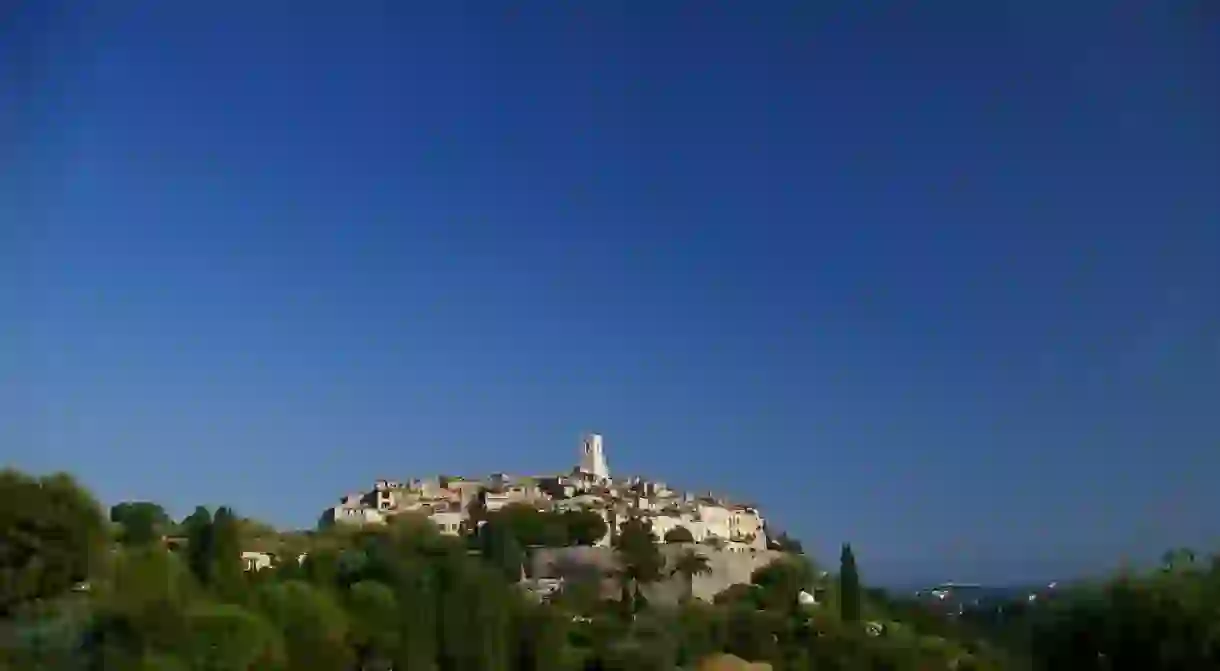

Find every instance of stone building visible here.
[529,545,786,604]
[318,432,772,554]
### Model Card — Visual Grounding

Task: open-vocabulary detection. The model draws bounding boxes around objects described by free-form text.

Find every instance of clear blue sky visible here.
[3,2,1218,585]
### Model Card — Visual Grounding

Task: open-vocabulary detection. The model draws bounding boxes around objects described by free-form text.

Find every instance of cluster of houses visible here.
[318,433,770,553]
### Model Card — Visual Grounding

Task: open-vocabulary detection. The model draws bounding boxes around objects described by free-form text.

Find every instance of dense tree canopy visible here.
[484,504,608,549]
[3,466,1215,671]
[110,501,173,547]
[479,515,526,582]
[0,469,107,615]
[613,516,665,616]
[1028,559,1220,669]
[751,555,814,614]
[561,509,609,547]
[663,526,695,544]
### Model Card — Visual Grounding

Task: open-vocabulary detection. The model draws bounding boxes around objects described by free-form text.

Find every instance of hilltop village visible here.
[319,433,770,553]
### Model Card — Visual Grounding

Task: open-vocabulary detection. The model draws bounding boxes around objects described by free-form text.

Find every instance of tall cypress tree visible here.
[182,506,214,586]
[393,560,438,671]
[210,507,245,600]
[839,543,861,622]
[110,501,170,547]
[478,519,524,583]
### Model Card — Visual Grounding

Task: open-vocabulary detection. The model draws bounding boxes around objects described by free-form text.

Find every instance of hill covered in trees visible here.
[3,468,1218,670]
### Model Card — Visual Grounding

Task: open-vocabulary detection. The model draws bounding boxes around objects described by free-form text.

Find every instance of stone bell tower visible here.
[578,432,610,482]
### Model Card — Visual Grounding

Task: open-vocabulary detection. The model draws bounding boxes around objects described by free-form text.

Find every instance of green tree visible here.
[621,612,679,671]
[723,606,784,665]
[434,556,512,671]
[183,602,285,670]
[839,542,861,622]
[669,549,712,603]
[300,547,343,589]
[1030,557,1220,669]
[345,580,399,671]
[512,602,571,671]
[86,545,198,661]
[466,493,489,531]
[392,560,440,671]
[0,470,108,614]
[462,567,513,671]
[663,526,695,544]
[209,506,245,600]
[489,504,569,548]
[751,555,813,614]
[479,518,525,583]
[180,506,214,587]
[672,602,723,667]
[110,501,172,547]
[714,583,761,610]
[562,509,608,546]
[1,590,95,669]
[254,580,353,671]
[614,517,663,614]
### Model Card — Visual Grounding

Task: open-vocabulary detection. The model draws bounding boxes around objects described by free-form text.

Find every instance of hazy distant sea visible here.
[882,582,1049,600]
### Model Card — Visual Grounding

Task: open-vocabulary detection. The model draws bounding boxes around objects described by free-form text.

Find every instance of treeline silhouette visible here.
[3,469,1218,670]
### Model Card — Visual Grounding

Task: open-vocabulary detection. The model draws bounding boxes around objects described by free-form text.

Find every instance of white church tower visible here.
[578,432,610,482]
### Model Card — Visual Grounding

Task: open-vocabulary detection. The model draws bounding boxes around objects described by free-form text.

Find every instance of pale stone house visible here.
[428,511,464,536]
[241,551,274,571]
[321,493,388,527]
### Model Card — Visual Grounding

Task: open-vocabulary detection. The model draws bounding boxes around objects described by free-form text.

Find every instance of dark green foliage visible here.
[751,555,813,613]
[512,602,570,671]
[672,602,723,667]
[181,506,214,586]
[614,517,664,615]
[478,517,525,582]
[345,580,399,668]
[1029,565,1220,669]
[110,501,171,547]
[210,507,245,600]
[302,547,344,587]
[722,605,784,665]
[562,509,608,546]
[0,470,108,615]
[713,583,761,610]
[391,559,439,671]
[182,602,284,670]
[87,546,197,660]
[839,542,861,622]
[487,503,571,548]
[0,594,94,669]
[663,525,695,544]
[605,612,677,671]
[255,580,353,670]
[7,466,1214,671]
[614,517,662,581]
